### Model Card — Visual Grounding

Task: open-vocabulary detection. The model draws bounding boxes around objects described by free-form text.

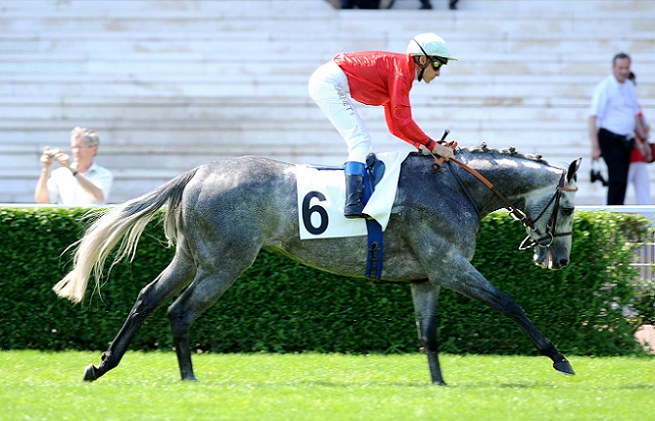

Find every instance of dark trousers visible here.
[598,128,632,205]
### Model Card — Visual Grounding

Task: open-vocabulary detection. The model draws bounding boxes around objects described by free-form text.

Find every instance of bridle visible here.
[516,173,578,251]
[426,146,578,251]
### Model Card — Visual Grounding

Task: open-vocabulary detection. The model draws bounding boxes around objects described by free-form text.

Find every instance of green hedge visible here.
[0,207,652,356]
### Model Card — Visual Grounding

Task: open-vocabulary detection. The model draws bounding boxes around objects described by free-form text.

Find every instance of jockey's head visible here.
[407,33,457,82]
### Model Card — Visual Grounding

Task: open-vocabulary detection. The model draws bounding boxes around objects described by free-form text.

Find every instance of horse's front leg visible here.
[444,261,575,376]
[411,281,446,385]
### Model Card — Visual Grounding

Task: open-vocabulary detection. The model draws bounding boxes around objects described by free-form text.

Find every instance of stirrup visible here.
[344,206,370,220]
[344,212,368,220]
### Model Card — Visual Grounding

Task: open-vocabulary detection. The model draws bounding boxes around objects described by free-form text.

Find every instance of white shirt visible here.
[47,162,114,205]
[589,73,640,136]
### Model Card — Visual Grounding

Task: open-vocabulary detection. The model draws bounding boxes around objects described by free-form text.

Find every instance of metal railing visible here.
[579,205,655,280]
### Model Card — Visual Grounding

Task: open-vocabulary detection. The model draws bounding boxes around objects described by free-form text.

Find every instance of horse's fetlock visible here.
[538,341,558,359]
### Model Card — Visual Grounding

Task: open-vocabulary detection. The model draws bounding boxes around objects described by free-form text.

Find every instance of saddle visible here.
[364,153,386,197]
[308,152,386,193]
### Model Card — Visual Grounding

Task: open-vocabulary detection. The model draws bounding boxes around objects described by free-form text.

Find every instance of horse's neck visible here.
[461,153,561,216]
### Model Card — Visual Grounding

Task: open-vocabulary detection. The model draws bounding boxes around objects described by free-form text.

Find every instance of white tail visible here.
[53,168,196,303]
[52,207,161,303]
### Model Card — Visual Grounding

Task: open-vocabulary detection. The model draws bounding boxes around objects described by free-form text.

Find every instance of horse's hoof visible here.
[181,373,199,382]
[553,359,575,375]
[83,364,98,382]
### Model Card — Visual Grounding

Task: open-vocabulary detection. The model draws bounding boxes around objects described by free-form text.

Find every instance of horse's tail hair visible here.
[53,167,199,303]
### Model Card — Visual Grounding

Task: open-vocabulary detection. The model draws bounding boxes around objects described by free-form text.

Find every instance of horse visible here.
[53,145,581,385]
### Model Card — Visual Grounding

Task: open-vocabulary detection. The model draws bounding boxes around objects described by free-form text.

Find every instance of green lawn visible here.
[1,351,653,421]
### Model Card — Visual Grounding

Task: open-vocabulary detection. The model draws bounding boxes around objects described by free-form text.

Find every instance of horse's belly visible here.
[268,238,426,282]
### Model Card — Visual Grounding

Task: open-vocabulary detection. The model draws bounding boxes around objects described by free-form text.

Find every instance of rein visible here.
[448,156,533,228]
[427,149,578,250]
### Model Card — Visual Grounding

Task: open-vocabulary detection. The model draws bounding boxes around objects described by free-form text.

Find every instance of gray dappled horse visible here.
[54,145,581,385]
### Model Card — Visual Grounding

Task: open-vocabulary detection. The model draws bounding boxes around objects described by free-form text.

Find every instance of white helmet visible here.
[406,33,457,62]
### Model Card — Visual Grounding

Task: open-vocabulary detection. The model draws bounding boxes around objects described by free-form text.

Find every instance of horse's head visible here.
[522,158,581,269]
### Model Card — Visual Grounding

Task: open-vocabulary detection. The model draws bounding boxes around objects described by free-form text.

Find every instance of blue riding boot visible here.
[344,161,368,219]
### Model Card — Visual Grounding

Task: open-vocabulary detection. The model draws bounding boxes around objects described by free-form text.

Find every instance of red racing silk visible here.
[333,51,434,150]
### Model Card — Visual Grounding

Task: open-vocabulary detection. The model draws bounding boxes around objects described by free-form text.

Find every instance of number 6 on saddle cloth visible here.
[296,151,407,281]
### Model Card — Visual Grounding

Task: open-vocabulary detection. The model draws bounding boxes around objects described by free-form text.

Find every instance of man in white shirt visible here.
[589,52,649,205]
[35,127,113,205]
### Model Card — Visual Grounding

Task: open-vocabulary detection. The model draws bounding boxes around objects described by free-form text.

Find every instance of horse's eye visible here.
[561,207,574,216]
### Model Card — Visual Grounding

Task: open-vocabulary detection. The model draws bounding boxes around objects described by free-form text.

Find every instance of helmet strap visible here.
[413,38,433,82]
[418,66,426,82]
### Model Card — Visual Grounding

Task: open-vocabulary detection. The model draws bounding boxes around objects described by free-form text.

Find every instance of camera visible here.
[590,169,608,186]
[47,148,61,159]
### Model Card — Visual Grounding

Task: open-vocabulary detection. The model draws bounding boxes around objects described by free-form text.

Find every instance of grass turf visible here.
[1,351,653,421]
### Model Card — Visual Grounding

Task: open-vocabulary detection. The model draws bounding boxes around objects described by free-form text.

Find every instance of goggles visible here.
[431,57,448,71]
[412,38,448,71]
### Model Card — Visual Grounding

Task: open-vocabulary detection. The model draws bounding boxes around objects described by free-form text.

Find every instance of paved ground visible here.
[635,325,655,354]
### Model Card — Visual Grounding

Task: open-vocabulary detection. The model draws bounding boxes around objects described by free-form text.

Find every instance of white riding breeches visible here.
[308,60,372,164]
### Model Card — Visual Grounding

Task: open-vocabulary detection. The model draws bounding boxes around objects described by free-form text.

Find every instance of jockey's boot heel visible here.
[344,161,368,219]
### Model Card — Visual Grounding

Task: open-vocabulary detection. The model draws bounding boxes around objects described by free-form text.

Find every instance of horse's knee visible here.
[495,295,527,320]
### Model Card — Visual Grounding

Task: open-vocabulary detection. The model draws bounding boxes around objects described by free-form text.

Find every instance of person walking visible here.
[589,52,649,205]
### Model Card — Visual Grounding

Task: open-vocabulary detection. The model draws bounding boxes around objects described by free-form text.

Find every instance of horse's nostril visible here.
[559,259,569,267]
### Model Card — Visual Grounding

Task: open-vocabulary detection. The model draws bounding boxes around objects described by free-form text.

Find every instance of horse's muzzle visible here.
[534,246,569,269]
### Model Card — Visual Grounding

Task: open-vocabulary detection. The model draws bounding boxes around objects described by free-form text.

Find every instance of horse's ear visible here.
[566,158,582,184]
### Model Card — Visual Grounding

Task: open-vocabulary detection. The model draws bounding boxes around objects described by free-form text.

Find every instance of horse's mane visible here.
[459,142,550,166]
[409,142,550,166]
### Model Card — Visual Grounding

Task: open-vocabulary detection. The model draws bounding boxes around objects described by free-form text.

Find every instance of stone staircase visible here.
[0,0,653,204]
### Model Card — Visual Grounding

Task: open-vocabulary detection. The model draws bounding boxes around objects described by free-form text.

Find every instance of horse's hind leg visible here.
[83,253,195,382]
[167,263,252,381]
[411,281,446,385]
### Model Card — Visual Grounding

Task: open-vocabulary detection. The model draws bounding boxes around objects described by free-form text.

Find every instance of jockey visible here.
[308,32,457,219]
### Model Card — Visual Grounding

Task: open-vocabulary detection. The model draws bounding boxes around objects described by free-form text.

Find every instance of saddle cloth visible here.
[296,151,410,240]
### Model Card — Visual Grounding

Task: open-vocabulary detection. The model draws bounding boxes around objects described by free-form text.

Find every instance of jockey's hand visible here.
[430,142,456,160]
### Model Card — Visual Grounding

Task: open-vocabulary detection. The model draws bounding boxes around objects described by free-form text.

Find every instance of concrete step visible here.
[0,0,652,207]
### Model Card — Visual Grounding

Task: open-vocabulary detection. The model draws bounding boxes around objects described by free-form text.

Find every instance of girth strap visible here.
[362,154,384,281]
